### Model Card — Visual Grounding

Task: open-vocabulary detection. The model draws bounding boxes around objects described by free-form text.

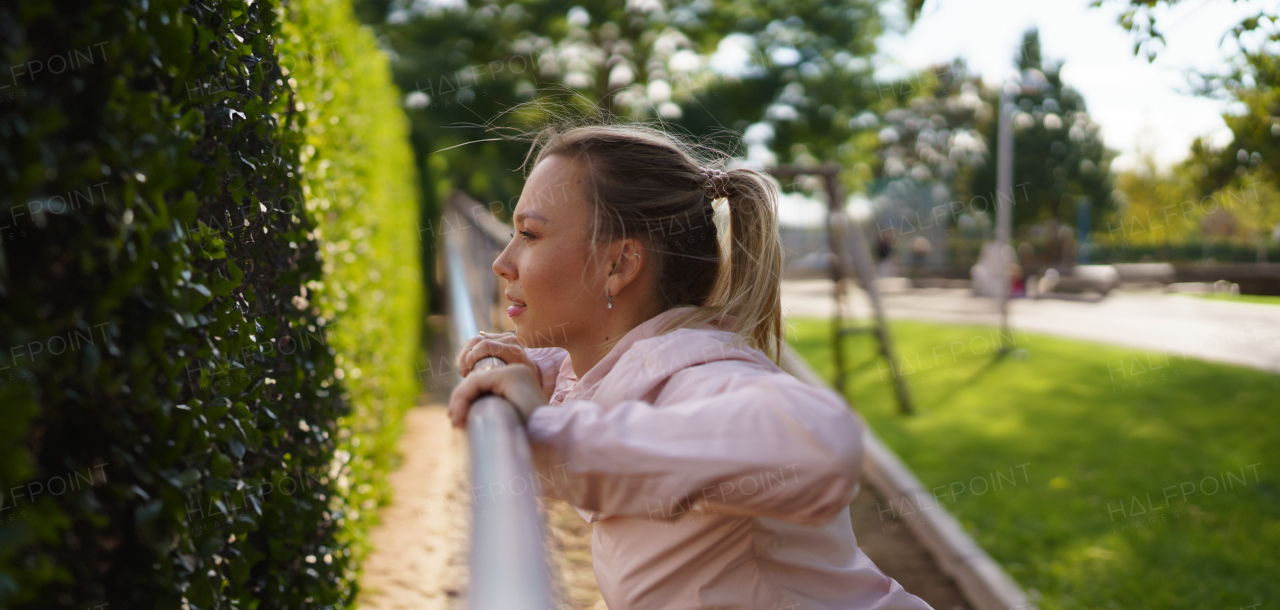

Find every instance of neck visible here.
[567,302,666,378]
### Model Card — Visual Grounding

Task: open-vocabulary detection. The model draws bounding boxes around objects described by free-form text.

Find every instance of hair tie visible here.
[700,168,731,200]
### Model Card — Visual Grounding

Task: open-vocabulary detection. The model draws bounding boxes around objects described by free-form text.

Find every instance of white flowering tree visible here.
[962,29,1117,233]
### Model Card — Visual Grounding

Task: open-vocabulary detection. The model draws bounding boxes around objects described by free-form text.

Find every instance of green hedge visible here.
[0,0,420,606]
[936,236,1279,266]
[279,0,424,584]
[1088,240,1280,264]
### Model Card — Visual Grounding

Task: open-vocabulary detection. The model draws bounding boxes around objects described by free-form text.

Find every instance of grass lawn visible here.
[785,317,1280,610]
[1180,292,1280,306]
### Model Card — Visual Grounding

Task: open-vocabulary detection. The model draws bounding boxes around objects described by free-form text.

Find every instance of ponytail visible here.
[663,168,783,363]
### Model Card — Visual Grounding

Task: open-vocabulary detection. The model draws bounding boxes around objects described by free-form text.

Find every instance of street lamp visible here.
[994,83,1015,344]
[993,70,1056,348]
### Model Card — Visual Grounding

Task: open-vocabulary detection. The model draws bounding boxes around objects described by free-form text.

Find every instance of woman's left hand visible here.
[447,363,548,429]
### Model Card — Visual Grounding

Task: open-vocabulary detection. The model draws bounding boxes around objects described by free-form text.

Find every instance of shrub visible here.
[0,0,420,606]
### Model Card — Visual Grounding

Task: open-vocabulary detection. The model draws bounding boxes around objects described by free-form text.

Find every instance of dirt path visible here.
[354,398,605,610]
[542,499,608,610]
[357,403,470,609]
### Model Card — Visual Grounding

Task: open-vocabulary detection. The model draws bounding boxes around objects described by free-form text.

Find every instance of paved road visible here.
[782,279,1280,374]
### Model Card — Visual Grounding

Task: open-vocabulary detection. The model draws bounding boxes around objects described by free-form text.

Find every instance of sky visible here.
[874,0,1278,173]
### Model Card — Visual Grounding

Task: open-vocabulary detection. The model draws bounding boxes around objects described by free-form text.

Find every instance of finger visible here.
[491,331,519,345]
[450,388,465,424]
[463,339,527,376]
[478,340,524,369]
[455,336,481,374]
[458,335,500,377]
[451,371,498,428]
[448,377,480,428]
[460,339,487,377]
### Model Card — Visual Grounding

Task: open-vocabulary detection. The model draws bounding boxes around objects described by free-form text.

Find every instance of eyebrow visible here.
[514,211,550,224]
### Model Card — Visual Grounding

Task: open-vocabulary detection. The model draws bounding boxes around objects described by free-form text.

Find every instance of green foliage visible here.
[788,317,1280,609]
[1177,51,1280,249]
[1090,240,1280,264]
[1098,0,1276,63]
[278,0,425,579]
[962,29,1116,231]
[1104,0,1280,255]
[0,0,419,606]
[1094,48,1280,255]
[860,31,1115,251]
[1183,292,1280,306]
[857,59,990,238]
[355,0,890,302]
[1107,156,1200,245]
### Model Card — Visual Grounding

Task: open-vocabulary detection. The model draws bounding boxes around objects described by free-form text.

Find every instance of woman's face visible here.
[493,155,608,349]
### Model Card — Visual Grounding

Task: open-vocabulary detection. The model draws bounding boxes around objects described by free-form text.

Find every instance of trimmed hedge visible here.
[0,0,420,607]
[1089,240,1280,264]
[278,0,424,583]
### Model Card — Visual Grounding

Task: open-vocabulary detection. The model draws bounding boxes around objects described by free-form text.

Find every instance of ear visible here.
[604,238,646,296]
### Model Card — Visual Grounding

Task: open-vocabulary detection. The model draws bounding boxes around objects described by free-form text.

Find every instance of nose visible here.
[493,239,516,281]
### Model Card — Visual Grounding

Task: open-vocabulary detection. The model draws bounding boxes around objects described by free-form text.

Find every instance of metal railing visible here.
[441,190,554,609]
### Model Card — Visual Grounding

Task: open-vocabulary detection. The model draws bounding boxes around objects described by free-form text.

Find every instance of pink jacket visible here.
[523,307,934,610]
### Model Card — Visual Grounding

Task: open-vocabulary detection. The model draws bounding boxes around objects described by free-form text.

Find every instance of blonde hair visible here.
[525,123,783,364]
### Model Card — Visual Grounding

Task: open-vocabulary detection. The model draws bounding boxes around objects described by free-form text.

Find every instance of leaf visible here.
[207,397,232,421]
[135,500,164,525]
[175,468,202,488]
[210,259,243,296]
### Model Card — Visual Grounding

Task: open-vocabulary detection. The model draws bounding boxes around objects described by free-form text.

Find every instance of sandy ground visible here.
[357,404,469,609]
[542,498,608,610]
[355,402,607,610]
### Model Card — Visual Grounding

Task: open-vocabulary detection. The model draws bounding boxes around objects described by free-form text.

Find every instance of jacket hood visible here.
[559,306,782,407]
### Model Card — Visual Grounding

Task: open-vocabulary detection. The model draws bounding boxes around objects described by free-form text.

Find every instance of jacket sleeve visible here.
[523,346,568,398]
[524,362,865,527]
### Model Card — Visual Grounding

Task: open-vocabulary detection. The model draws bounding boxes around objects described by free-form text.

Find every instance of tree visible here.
[353,0,898,308]
[1105,0,1280,257]
[963,29,1116,233]
[1107,152,1199,249]
[857,59,992,243]
[359,0,891,207]
[1096,0,1276,63]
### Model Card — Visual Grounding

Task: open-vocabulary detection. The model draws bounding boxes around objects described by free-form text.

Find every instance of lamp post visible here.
[995,84,1014,346]
[994,70,1053,350]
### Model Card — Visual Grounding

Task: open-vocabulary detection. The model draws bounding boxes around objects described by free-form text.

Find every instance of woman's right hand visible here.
[455,331,538,378]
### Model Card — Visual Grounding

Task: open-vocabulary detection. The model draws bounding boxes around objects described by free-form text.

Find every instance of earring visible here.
[607,289,614,309]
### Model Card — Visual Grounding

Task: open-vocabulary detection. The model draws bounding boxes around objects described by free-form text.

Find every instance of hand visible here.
[455,330,537,377]
[447,363,547,429]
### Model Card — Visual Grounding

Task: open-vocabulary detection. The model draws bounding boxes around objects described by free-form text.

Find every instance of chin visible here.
[511,321,538,348]
[514,319,562,350]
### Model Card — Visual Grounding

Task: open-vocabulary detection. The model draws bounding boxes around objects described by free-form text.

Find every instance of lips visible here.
[506,294,527,318]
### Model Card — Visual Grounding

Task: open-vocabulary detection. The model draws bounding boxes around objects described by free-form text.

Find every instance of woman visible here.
[449,124,933,610]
